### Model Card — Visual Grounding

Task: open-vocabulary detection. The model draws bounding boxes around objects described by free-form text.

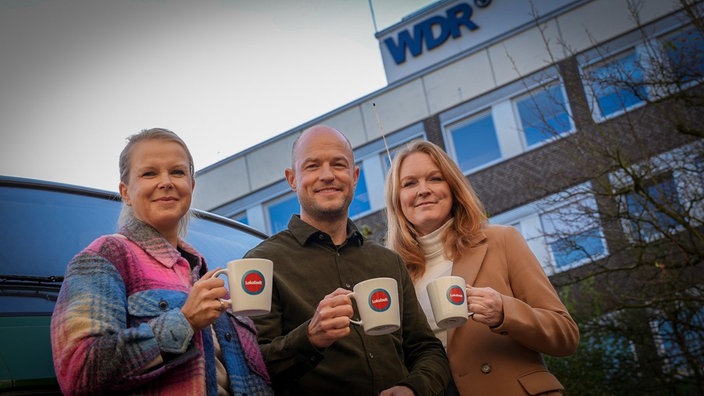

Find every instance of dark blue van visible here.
[0,176,267,394]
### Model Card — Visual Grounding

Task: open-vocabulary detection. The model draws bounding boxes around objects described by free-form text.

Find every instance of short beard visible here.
[314,207,347,220]
[303,198,351,223]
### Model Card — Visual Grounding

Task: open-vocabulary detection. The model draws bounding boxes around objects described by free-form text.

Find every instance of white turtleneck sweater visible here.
[414,219,454,348]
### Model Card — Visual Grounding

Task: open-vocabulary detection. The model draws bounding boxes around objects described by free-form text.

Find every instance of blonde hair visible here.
[118,128,194,237]
[385,140,487,281]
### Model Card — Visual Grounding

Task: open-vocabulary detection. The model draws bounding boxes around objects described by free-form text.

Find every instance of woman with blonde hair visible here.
[51,128,272,395]
[385,140,579,395]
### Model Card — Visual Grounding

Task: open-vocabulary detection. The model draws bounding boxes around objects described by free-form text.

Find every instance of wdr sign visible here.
[377,0,575,83]
[383,1,488,65]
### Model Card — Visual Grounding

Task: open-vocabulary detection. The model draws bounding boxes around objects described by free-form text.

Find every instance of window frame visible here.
[440,67,572,175]
[444,108,503,174]
[610,141,704,243]
[581,46,649,121]
[513,79,575,149]
[490,183,609,274]
[538,192,608,271]
[660,24,704,88]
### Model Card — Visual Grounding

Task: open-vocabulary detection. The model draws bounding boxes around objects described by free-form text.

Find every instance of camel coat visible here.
[447,225,579,395]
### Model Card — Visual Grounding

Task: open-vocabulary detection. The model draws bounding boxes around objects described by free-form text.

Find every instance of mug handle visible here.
[213,269,232,304]
[465,285,474,318]
[347,291,362,326]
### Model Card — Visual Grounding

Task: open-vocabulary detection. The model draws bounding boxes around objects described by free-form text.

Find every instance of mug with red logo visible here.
[348,277,400,336]
[427,275,468,329]
[214,258,273,316]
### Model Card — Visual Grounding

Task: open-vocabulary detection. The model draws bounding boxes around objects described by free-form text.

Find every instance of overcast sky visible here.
[1,0,433,192]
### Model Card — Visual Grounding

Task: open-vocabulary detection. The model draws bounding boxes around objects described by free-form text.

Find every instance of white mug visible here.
[427,275,468,329]
[214,258,273,316]
[348,277,400,336]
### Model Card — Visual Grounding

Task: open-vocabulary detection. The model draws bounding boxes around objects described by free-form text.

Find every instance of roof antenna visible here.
[367,0,379,33]
[372,102,392,164]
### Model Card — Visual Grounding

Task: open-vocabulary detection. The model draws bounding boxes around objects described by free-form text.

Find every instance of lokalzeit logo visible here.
[242,270,265,295]
[369,289,392,312]
[447,285,465,305]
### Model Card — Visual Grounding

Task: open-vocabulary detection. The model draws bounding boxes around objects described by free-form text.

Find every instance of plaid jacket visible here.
[51,218,272,395]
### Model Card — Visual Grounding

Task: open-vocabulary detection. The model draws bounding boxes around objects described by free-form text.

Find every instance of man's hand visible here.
[307,288,355,348]
[379,385,415,396]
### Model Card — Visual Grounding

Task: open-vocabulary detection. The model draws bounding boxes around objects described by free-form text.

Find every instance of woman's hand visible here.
[466,285,504,328]
[181,268,229,331]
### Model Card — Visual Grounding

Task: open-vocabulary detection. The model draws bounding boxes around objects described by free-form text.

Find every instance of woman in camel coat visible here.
[385,141,579,395]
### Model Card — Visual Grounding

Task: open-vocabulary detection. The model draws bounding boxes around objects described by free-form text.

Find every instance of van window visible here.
[187,214,265,269]
[0,185,121,315]
[0,182,265,315]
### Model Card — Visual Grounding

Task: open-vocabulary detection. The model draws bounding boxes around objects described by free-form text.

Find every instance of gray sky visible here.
[0,0,432,192]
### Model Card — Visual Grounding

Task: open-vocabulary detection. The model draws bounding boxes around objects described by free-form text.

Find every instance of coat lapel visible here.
[451,230,488,286]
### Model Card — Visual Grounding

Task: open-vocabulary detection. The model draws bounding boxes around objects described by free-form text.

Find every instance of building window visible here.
[624,175,683,242]
[608,141,703,243]
[489,184,607,274]
[581,312,638,381]
[266,194,299,234]
[675,152,704,224]
[584,49,647,119]
[540,195,607,271]
[349,166,371,218]
[650,303,704,376]
[447,110,501,172]
[662,26,704,85]
[515,82,572,147]
[491,212,555,275]
[233,212,248,225]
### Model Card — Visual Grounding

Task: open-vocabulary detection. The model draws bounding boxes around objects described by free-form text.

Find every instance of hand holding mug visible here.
[213,258,273,316]
[426,276,468,329]
[182,268,229,331]
[308,288,355,348]
[348,277,400,336]
[466,285,504,327]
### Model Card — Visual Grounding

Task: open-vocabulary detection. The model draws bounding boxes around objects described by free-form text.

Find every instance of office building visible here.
[195,0,703,390]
